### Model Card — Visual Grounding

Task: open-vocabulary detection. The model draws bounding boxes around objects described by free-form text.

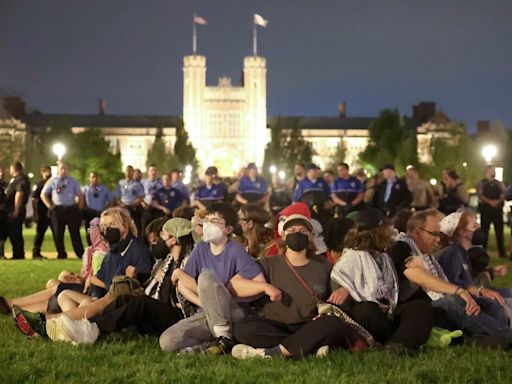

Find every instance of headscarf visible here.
[81,217,110,278]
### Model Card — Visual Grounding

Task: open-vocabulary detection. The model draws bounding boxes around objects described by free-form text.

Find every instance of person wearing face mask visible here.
[13,207,152,341]
[43,217,200,345]
[230,211,362,360]
[161,203,265,355]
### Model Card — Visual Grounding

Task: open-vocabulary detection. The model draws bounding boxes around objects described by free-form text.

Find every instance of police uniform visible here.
[195,183,224,208]
[113,179,145,232]
[292,177,330,205]
[331,176,365,215]
[42,176,84,259]
[0,173,30,259]
[152,187,184,215]
[238,176,269,203]
[142,178,163,205]
[172,181,190,202]
[32,176,52,258]
[478,178,506,257]
[83,183,111,228]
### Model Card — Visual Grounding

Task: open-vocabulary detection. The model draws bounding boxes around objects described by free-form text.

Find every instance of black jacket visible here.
[373,177,412,217]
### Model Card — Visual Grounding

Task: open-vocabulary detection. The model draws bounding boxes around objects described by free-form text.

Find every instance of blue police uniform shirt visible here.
[42,176,82,206]
[142,178,163,204]
[196,183,225,202]
[331,177,364,202]
[152,187,184,212]
[172,181,190,200]
[83,184,111,212]
[293,177,331,202]
[114,179,145,205]
[238,176,269,196]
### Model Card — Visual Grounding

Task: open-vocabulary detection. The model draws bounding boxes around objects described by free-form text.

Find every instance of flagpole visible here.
[193,13,197,54]
[253,22,257,56]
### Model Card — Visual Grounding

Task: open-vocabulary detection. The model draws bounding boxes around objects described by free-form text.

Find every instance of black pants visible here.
[480,205,505,257]
[0,212,25,259]
[342,300,434,348]
[50,205,84,259]
[33,208,50,255]
[91,295,184,336]
[233,315,358,358]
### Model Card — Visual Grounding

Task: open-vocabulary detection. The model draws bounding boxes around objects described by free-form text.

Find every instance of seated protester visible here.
[231,213,362,360]
[438,211,512,326]
[311,218,328,257]
[160,203,265,354]
[293,163,331,210]
[269,174,292,215]
[236,163,269,205]
[13,207,153,340]
[468,236,508,287]
[45,218,201,345]
[330,207,435,353]
[331,162,365,217]
[238,204,274,258]
[0,218,108,316]
[389,209,512,345]
[324,217,354,265]
[151,173,185,219]
[172,206,195,221]
[195,166,225,210]
[392,208,413,234]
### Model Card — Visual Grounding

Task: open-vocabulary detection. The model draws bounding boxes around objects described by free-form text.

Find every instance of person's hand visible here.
[327,287,350,305]
[494,264,508,277]
[264,284,282,302]
[459,291,480,316]
[126,265,137,278]
[481,288,506,306]
[405,256,426,270]
[83,277,91,294]
[171,268,183,285]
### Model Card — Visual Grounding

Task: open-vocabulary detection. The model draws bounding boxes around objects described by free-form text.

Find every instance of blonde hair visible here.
[101,207,137,237]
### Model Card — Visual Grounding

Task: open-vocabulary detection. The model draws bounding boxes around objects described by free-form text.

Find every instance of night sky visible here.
[1,0,511,130]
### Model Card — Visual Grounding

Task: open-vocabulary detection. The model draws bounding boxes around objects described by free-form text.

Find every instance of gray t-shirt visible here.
[255,254,332,325]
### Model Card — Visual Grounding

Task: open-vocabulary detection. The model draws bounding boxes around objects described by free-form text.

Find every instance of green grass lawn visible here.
[2,233,512,383]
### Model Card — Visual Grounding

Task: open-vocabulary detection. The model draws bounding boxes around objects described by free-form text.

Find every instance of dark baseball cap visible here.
[307,163,321,171]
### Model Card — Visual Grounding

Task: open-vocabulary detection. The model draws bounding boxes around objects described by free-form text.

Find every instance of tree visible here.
[262,117,287,179]
[174,118,198,171]
[283,118,313,176]
[325,139,346,172]
[146,127,181,173]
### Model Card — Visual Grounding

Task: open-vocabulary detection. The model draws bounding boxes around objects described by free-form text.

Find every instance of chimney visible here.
[477,120,490,135]
[338,101,347,118]
[412,101,436,123]
[3,97,26,119]
[98,99,106,115]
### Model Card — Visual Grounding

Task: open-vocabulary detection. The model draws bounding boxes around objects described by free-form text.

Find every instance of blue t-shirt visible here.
[96,236,152,291]
[437,243,474,289]
[42,176,82,206]
[331,176,364,204]
[113,179,145,205]
[152,187,184,212]
[293,177,330,203]
[238,176,269,201]
[83,184,111,212]
[196,184,225,202]
[184,240,262,285]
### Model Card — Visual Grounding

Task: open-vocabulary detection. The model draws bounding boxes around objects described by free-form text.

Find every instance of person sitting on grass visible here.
[330,207,435,355]
[237,204,273,258]
[230,210,364,360]
[42,217,201,345]
[12,206,152,340]
[159,203,265,355]
[388,209,512,347]
[0,217,108,316]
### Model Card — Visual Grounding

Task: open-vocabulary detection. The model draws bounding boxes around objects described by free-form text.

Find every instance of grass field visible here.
[2,231,512,383]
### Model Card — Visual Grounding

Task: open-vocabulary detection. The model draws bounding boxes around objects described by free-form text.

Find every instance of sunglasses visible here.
[420,228,442,238]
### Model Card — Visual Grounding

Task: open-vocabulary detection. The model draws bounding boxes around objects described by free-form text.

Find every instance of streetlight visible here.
[278,170,286,180]
[482,145,497,164]
[52,143,66,162]
[429,178,437,186]
[269,165,277,174]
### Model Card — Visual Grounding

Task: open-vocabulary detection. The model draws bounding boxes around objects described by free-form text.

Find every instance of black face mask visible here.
[285,232,309,252]
[471,228,486,246]
[151,237,170,260]
[102,227,121,245]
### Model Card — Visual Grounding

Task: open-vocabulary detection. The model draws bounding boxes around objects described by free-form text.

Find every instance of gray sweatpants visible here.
[159,269,246,352]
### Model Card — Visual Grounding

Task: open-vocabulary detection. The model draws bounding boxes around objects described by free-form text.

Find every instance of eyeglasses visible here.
[420,228,442,238]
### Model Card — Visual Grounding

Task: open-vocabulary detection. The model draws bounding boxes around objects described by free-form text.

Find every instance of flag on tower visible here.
[194,15,208,25]
[254,14,268,27]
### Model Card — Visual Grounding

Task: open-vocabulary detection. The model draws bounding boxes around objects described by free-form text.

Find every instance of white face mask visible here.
[202,222,224,244]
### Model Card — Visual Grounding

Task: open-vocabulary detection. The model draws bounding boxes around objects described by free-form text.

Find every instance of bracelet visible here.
[477,285,485,297]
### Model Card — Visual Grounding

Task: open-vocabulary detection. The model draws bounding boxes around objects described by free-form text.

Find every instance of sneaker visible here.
[60,316,99,345]
[315,345,330,358]
[46,317,76,343]
[231,344,270,360]
[12,305,47,338]
[178,342,211,355]
[206,336,236,355]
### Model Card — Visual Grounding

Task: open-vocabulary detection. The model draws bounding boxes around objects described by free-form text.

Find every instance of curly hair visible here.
[101,207,138,238]
[344,222,395,253]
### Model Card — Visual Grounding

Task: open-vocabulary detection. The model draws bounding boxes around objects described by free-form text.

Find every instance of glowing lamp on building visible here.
[481,145,497,164]
[52,143,66,162]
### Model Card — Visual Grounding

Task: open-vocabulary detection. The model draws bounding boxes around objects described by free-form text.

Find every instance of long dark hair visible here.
[176,233,195,264]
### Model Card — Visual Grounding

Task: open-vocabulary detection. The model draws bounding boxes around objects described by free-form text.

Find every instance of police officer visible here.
[82,171,111,231]
[113,165,145,233]
[331,162,365,216]
[141,164,163,231]
[151,173,184,218]
[477,165,506,258]
[195,166,225,209]
[0,161,30,259]
[32,164,52,259]
[41,162,85,259]
[292,163,330,206]
[236,162,269,205]
[171,169,190,203]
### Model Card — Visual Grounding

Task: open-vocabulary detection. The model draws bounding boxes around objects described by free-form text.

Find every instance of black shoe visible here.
[207,336,236,355]
[32,253,46,260]
[0,296,10,315]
